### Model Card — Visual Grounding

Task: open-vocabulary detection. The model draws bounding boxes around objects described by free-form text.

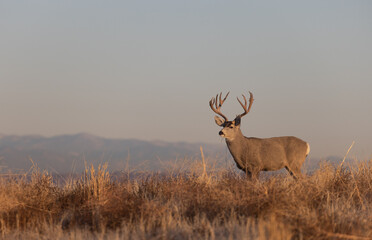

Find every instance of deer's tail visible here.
[306,143,310,157]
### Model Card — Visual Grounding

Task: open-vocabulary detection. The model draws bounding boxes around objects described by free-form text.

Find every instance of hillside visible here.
[0,133,224,173]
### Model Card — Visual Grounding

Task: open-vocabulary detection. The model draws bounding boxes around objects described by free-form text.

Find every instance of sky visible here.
[1,1,371,159]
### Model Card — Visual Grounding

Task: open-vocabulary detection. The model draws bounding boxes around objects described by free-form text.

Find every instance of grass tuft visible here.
[1,159,372,239]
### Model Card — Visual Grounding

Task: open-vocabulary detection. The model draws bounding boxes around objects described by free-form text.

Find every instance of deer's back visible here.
[241,136,308,171]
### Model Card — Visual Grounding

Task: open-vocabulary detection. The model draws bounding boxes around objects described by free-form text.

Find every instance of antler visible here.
[237,91,254,118]
[209,92,230,121]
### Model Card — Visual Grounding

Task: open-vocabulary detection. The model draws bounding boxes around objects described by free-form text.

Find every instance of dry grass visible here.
[1,158,372,240]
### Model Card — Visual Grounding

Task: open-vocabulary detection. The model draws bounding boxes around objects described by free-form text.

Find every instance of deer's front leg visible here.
[236,164,257,180]
[243,166,259,181]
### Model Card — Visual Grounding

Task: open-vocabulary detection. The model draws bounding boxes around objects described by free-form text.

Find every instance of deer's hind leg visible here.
[285,166,302,180]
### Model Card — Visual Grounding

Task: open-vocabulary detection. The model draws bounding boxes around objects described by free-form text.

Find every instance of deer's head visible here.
[209,92,254,141]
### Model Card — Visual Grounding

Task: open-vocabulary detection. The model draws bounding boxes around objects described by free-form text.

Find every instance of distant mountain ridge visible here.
[0,133,349,174]
[0,133,224,173]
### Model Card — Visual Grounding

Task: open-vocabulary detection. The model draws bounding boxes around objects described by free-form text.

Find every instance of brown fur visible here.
[215,116,309,179]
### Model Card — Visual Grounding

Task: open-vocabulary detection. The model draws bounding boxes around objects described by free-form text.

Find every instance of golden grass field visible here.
[1,155,372,240]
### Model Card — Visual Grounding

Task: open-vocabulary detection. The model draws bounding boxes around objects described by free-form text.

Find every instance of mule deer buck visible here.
[209,92,310,179]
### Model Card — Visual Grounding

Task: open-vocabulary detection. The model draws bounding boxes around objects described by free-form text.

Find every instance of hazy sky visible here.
[1,1,371,159]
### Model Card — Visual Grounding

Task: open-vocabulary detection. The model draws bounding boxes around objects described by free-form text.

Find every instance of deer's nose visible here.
[219,131,224,136]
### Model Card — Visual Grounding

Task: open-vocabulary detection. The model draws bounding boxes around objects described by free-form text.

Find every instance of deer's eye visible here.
[229,126,234,129]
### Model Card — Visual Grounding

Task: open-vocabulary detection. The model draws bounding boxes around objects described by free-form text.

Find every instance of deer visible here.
[209,92,310,179]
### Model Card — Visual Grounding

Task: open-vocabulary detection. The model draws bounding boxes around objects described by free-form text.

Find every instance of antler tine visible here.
[237,91,254,118]
[237,94,247,109]
[247,91,254,112]
[209,92,230,121]
[219,92,229,106]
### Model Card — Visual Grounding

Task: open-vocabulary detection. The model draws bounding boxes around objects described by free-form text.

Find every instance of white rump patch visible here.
[306,143,310,156]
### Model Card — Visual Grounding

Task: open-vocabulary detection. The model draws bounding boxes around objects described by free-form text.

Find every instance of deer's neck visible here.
[225,130,245,161]
[225,129,245,143]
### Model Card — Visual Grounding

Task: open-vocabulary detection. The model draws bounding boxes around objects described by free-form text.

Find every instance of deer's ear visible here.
[234,116,241,126]
[214,116,225,126]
